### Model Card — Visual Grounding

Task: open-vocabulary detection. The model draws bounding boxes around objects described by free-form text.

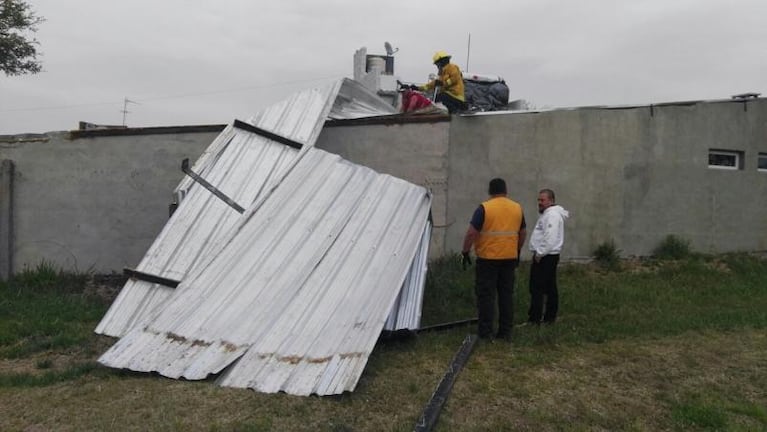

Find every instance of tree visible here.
[0,0,44,76]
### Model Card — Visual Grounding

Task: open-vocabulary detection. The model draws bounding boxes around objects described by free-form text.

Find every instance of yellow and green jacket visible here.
[421,63,465,102]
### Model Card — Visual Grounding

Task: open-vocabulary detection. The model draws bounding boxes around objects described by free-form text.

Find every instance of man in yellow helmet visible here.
[419,50,467,113]
[461,178,527,342]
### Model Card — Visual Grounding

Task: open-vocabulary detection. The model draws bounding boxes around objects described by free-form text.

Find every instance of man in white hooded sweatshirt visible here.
[528,189,569,324]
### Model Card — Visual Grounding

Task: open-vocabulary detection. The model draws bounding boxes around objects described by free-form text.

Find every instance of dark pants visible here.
[475,258,518,338]
[528,254,560,323]
[435,92,467,113]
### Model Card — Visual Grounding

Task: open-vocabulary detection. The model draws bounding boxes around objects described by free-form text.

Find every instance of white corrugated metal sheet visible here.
[327,78,400,120]
[99,147,431,396]
[95,78,398,338]
[384,220,430,331]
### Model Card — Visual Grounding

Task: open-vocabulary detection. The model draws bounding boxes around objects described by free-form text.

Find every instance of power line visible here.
[0,75,345,113]
[0,101,118,112]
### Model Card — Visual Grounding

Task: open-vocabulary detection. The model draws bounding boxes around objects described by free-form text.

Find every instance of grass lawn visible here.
[0,254,765,431]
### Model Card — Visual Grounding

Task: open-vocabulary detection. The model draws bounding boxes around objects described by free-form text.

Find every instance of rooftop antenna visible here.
[121,97,139,126]
[466,33,471,71]
[384,41,399,56]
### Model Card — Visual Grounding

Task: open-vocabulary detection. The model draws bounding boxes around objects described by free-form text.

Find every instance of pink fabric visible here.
[401,90,432,112]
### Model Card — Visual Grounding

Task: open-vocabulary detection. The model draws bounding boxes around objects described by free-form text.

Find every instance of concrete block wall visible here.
[323,99,767,259]
[448,100,767,258]
[1,98,764,275]
[0,129,217,274]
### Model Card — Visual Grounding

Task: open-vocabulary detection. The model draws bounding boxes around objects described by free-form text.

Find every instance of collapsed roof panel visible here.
[384,220,429,331]
[328,78,399,120]
[99,147,432,396]
[96,78,398,338]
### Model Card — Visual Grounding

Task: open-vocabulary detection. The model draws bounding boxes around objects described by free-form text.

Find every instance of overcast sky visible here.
[2,0,765,134]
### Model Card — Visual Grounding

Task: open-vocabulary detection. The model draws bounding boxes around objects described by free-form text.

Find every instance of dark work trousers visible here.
[528,254,560,323]
[435,92,467,113]
[475,258,518,338]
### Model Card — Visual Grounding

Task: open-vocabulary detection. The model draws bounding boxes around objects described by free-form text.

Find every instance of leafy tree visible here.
[0,0,44,76]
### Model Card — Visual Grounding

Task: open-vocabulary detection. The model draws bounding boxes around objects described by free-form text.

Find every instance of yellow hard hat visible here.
[432,50,450,64]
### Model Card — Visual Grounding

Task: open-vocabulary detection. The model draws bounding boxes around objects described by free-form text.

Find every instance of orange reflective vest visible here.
[475,197,523,259]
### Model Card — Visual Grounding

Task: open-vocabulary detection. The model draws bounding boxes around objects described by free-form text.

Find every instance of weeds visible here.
[0,261,106,359]
[653,234,693,260]
[10,260,91,294]
[592,239,622,271]
[35,358,53,369]
[0,362,101,388]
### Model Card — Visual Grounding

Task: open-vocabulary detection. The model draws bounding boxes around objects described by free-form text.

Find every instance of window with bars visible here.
[708,150,742,170]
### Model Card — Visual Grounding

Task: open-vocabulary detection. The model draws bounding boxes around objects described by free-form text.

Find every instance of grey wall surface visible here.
[323,99,767,260]
[2,98,764,275]
[0,130,216,273]
[449,99,767,258]
[447,108,640,259]
[317,120,451,256]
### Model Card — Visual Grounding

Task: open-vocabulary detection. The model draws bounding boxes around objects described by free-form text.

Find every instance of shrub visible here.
[593,240,621,271]
[653,235,693,260]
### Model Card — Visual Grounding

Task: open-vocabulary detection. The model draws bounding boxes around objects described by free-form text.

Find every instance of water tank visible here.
[367,57,386,74]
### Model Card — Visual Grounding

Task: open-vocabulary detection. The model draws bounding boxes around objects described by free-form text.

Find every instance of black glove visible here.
[433,79,443,87]
[461,251,472,270]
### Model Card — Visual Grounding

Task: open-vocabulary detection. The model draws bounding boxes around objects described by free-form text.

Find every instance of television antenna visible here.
[121,97,139,126]
[384,41,399,56]
[466,33,471,71]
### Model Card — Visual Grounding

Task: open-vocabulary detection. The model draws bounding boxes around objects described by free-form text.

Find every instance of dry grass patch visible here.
[440,329,767,431]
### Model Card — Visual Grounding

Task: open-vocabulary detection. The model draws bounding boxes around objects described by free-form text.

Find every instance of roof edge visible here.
[69,124,227,139]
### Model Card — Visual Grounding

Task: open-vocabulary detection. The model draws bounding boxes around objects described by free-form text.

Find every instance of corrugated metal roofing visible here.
[95,78,398,338]
[384,220,430,331]
[96,78,430,395]
[99,147,432,396]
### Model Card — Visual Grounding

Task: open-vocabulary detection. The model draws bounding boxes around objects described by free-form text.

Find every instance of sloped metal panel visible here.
[328,78,398,120]
[383,220,430,331]
[96,129,316,336]
[96,78,400,338]
[99,148,432,396]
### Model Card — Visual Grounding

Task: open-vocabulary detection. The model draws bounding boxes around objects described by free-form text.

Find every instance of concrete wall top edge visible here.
[68,124,227,139]
[468,96,765,117]
[325,114,450,127]
[1,125,227,142]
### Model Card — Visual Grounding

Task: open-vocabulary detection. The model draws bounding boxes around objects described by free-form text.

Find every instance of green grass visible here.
[423,252,767,345]
[1,253,766,431]
[0,362,102,387]
[0,261,108,358]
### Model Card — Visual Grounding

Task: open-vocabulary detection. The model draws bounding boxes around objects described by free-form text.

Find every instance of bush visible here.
[653,235,693,260]
[593,240,621,271]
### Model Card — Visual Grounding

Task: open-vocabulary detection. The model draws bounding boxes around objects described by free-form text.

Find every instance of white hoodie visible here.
[529,205,570,256]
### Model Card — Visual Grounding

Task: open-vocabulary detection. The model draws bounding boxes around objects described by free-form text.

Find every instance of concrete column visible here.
[0,160,14,280]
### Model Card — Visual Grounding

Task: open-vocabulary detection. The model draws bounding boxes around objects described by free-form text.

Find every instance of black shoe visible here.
[495,332,512,343]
